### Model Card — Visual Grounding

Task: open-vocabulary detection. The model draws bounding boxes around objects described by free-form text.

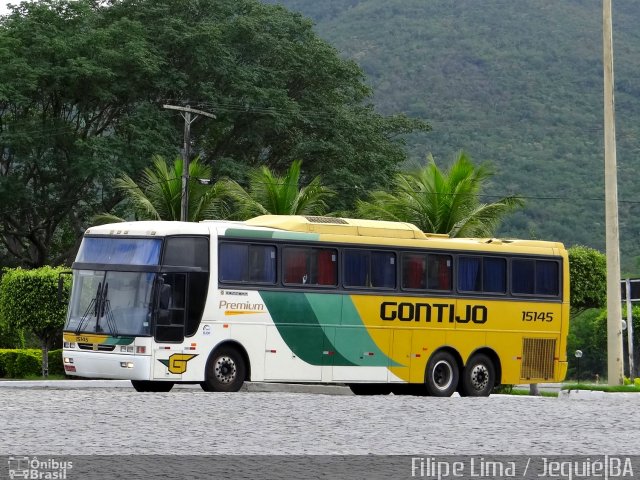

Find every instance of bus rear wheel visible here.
[201,346,246,392]
[459,353,495,397]
[131,380,174,392]
[424,351,459,397]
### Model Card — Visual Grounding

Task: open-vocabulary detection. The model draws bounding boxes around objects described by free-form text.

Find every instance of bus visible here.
[62,215,569,396]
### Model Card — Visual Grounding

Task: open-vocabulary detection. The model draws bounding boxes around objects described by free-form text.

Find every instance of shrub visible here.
[0,349,43,378]
[47,349,65,376]
[0,267,71,376]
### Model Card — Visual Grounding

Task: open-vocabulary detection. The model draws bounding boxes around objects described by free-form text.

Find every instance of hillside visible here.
[263,0,640,272]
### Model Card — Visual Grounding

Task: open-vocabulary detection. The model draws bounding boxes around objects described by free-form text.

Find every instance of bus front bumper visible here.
[63,350,152,380]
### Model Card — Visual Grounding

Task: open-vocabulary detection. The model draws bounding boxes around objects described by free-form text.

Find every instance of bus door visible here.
[153,273,187,380]
[389,328,412,382]
[264,324,323,381]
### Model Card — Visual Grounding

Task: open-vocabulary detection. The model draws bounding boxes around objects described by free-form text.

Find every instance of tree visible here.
[356,152,523,236]
[0,0,428,267]
[0,266,71,376]
[94,156,228,223]
[568,245,607,315]
[223,160,334,219]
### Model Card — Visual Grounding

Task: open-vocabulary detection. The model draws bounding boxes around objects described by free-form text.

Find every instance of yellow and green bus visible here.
[62,215,569,396]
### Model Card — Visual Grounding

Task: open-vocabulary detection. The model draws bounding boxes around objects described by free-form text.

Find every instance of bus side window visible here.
[345,249,395,289]
[371,251,395,288]
[458,256,482,292]
[344,250,369,287]
[283,247,308,284]
[316,249,337,286]
[483,257,506,293]
[219,244,249,282]
[513,259,559,296]
[536,261,559,295]
[512,259,535,294]
[283,247,337,286]
[428,254,452,291]
[403,254,425,289]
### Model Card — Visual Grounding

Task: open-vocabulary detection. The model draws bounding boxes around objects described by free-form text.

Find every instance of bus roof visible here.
[84,216,566,255]
[84,221,215,236]
[241,215,566,254]
[244,215,431,239]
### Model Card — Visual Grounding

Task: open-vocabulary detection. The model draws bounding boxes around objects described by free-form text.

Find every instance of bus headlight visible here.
[63,342,76,349]
[63,357,74,364]
[120,346,134,353]
[120,362,134,369]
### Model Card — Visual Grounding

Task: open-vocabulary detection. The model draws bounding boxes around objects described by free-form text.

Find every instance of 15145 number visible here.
[521,311,553,322]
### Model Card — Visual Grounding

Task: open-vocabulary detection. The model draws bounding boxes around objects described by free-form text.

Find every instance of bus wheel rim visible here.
[214,356,237,384]
[433,360,453,390]
[470,364,489,391]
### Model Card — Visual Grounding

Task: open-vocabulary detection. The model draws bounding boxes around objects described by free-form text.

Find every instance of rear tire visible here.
[424,350,459,397]
[460,353,495,397]
[131,380,174,392]
[201,346,246,392]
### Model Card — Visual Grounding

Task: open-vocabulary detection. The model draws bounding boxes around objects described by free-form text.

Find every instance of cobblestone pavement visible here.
[1,386,639,456]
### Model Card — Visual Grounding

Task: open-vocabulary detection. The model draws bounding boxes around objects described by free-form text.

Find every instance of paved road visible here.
[1,381,639,456]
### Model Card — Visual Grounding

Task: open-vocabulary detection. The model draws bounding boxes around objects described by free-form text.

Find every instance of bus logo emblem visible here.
[159,353,198,374]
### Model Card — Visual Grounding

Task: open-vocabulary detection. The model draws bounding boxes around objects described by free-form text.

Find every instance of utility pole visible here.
[163,105,216,222]
[603,0,624,385]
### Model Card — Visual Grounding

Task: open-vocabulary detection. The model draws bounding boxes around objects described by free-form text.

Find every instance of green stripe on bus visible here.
[261,291,399,367]
[223,229,319,241]
[260,291,354,366]
[338,296,402,367]
[104,337,135,345]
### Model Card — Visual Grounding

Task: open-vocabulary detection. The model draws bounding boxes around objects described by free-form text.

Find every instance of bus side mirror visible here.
[58,271,72,305]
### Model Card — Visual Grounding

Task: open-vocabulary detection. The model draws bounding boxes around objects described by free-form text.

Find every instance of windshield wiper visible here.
[101,283,119,337]
[75,282,102,334]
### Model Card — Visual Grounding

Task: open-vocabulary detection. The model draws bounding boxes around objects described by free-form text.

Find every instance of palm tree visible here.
[223,160,335,219]
[95,155,228,223]
[356,152,523,237]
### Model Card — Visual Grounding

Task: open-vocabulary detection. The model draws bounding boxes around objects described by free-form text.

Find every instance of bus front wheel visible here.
[131,380,174,392]
[201,346,246,392]
[424,351,459,397]
[459,353,495,397]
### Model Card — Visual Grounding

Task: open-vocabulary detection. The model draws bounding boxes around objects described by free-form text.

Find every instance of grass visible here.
[561,383,640,393]
[509,389,558,398]
[5,374,69,381]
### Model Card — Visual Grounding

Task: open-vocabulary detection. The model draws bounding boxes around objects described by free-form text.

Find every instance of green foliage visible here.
[562,384,640,393]
[265,0,640,272]
[568,246,606,313]
[48,349,65,376]
[356,152,523,236]
[223,160,335,219]
[0,267,71,376]
[0,349,61,378]
[94,156,229,223]
[568,305,640,381]
[1,0,428,267]
[0,349,64,378]
[566,309,607,381]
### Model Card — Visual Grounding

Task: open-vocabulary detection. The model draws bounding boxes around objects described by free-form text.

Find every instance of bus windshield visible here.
[65,270,155,336]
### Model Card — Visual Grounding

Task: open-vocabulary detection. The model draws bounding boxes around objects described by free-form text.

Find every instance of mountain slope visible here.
[264,0,640,271]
